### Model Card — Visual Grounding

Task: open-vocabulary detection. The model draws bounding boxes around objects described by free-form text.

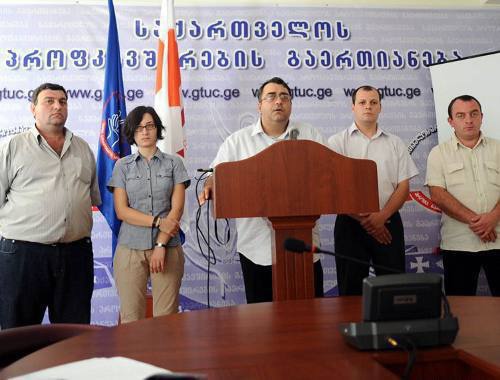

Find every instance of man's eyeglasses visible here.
[136,123,156,132]
[261,93,291,102]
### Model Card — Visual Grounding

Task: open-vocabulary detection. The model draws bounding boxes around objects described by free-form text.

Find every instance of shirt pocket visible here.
[125,169,144,203]
[69,156,91,185]
[155,169,174,202]
[78,165,92,185]
[445,162,465,186]
[485,160,499,187]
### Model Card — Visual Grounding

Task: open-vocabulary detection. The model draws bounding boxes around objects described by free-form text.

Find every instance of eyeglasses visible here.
[135,123,156,132]
[261,93,291,102]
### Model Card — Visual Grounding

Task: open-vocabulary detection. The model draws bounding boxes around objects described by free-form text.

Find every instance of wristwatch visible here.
[155,242,167,248]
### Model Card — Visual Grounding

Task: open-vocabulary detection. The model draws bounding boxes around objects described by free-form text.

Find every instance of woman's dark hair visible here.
[124,106,164,145]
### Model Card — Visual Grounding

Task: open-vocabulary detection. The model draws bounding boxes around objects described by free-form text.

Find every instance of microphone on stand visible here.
[284,237,399,274]
[289,129,299,140]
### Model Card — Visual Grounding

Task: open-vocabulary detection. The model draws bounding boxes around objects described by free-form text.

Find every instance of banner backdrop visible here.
[1,4,499,325]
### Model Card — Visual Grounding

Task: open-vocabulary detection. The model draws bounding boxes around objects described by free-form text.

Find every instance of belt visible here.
[0,236,90,247]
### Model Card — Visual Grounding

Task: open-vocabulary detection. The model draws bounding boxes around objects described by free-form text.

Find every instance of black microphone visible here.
[283,237,399,274]
[284,237,317,253]
[197,168,214,173]
[289,129,299,140]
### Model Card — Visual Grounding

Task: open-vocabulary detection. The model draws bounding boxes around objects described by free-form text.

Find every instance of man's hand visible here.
[469,212,499,242]
[150,247,166,273]
[358,212,392,245]
[198,176,214,205]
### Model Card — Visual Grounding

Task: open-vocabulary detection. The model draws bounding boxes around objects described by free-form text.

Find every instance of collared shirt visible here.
[425,133,500,252]
[210,118,326,266]
[0,126,101,243]
[108,149,190,250]
[328,123,419,209]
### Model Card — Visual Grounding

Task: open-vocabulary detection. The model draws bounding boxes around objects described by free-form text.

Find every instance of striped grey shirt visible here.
[107,149,190,250]
[0,126,101,243]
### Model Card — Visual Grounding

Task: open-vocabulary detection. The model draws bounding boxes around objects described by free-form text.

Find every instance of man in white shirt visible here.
[425,95,500,296]
[198,77,325,303]
[328,85,418,295]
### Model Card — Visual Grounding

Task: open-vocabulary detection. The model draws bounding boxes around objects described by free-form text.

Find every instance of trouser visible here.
[0,237,94,330]
[441,249,500,296]
[239,253,324,304]
[113,245,185,323]
[334,213,405,296]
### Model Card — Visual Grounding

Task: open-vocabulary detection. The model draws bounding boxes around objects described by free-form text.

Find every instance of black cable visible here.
[441,292,452,318]
[194,171,231,309]
[206,197,210,308]
[386,336,417,380]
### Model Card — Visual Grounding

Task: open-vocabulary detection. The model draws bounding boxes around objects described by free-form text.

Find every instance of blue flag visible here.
[96,0,131,256]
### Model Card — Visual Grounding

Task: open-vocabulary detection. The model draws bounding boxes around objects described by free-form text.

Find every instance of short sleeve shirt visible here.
[210,118,326,265]
[425,134,500,252]
[108,149,190,250]
[328,123,419,209]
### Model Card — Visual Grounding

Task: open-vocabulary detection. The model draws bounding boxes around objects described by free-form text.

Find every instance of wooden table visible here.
[2,297,500,379]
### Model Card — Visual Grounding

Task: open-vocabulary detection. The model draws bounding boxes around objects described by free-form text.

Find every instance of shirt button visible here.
[148,195,152,198]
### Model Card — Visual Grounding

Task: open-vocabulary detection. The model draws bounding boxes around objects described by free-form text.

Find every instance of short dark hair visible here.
[32,83,67,105]
[352,85,381,104]
[124,106,164,145]
[257,77,292,101]
[447,95,482,119]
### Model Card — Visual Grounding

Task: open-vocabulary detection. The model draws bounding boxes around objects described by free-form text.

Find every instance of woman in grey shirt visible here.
[108,106,190,323]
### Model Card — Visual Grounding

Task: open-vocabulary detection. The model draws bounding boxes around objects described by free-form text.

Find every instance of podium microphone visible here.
[284,237,399,274]
[289,129,299,140]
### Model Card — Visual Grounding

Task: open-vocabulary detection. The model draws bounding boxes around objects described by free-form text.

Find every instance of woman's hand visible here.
[159,216,180,238]
[150,246,166,273]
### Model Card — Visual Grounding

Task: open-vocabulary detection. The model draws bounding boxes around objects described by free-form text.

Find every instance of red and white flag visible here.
[155,0,189,233]
[155,0,185,158]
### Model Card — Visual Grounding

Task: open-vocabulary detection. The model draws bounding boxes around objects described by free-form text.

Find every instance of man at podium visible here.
[328,85,419,295]
[198,77,326,303]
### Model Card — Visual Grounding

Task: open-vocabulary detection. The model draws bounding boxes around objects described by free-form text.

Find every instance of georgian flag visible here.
[154,0,189,236]
[155,0,186,158]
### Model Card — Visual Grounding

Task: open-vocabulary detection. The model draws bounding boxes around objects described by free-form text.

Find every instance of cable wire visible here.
[386,336,417,380]
[194,171,231,309]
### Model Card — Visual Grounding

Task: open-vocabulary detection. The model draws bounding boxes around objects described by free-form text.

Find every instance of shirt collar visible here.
[251,118,295,140]
[348,122,386,139]
[30,125,72,145]
[125,148,163,163]
[451,132,485,150]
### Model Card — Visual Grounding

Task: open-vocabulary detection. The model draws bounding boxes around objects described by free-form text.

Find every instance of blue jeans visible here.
[0,237,94,329]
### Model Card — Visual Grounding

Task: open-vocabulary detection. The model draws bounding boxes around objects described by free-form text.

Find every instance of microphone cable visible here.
[386,336,417,380]
[194,170,231,309]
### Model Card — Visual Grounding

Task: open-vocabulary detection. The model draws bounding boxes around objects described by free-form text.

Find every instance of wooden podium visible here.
[213,140,379,301]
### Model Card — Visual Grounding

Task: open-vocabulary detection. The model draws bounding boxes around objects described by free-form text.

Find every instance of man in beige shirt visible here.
[426,95,500,296]
[0,83,101,329]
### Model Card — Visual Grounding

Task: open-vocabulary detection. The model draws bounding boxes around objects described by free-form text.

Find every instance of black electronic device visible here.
[362,273,442,322]
[339,273,459,350]
[282,238,460,351]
